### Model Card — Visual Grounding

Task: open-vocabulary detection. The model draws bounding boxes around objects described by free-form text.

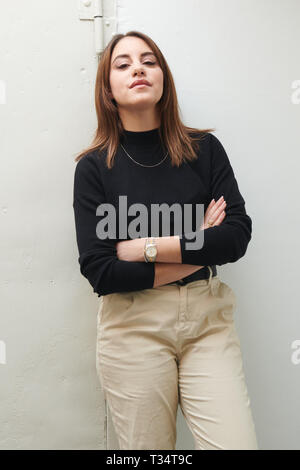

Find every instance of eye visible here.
[117,61,156,69]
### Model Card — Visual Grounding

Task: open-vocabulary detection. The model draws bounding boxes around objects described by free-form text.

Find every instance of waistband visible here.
[166,265,217,286]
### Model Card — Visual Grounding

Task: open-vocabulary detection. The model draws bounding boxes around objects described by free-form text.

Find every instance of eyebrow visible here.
[112,52,156,64]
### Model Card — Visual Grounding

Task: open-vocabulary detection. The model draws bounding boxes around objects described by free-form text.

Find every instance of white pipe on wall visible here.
[94,0,104,55]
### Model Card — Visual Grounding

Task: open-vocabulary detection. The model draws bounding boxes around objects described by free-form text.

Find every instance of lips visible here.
[130,79,151,88]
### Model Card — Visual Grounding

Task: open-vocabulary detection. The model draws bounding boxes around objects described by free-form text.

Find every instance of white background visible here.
[0,0,299,450]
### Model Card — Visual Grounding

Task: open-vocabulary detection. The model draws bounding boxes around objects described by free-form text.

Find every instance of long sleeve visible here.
[72,153,155,296]
[179,133,252,266]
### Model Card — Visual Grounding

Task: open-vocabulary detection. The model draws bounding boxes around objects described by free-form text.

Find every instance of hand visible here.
[200,196,227,230]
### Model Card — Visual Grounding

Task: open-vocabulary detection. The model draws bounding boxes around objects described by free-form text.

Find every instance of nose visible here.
[132,63,146,76]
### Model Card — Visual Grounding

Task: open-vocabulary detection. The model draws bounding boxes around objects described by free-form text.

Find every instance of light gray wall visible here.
[1,0,299,450]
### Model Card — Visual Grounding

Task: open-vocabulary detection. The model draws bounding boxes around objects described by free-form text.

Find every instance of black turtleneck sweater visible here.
[72,128,252,297]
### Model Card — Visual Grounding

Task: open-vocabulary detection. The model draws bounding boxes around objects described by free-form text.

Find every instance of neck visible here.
[118,107,161,132]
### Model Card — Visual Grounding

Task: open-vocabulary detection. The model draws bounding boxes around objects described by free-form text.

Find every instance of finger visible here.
[214,210,226,225]
[214,196,225,205]
[203,199,216,227]
[204,197,226,227]
[207,200,226,221]
[207,199,215,210]
[209,196,223,208]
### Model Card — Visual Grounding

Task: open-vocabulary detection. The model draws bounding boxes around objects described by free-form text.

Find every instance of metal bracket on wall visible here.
[78,0,117,57]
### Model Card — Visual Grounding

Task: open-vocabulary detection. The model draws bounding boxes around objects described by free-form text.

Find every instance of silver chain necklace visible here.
[120,143,169,168]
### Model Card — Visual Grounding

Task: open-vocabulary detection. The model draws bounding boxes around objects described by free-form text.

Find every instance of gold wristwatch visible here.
[144,237,157,262]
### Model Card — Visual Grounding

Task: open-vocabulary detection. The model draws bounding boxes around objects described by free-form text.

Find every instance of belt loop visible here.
[207,265,213,285]
[207,265,218,296]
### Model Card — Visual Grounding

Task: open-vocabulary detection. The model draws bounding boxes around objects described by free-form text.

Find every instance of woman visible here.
[72,31,258,450]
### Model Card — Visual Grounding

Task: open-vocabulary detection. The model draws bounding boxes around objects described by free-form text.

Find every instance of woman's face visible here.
[109,36,164,112]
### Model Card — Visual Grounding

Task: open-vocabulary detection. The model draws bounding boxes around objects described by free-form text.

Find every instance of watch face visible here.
[147,246,157,257]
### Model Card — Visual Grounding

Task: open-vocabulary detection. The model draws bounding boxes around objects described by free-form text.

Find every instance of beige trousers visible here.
[96,267,259,450]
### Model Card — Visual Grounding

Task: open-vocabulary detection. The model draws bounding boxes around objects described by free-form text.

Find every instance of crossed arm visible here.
[115,195,228,287]
[116,235,182,264]
[116,235,204,288]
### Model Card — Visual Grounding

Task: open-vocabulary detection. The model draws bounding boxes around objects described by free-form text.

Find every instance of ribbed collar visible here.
[120,127,161,147]
[119,127,168,166]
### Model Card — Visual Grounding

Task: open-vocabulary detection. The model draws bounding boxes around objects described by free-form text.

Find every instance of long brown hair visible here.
[74,31,215,169]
